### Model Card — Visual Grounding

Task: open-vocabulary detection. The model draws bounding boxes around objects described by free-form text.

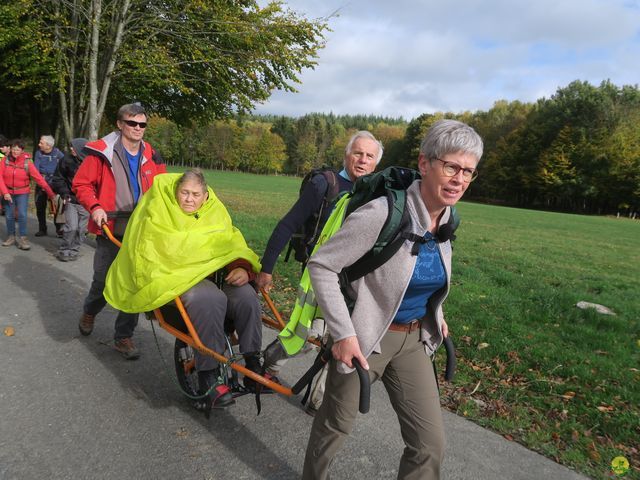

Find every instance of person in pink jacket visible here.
[0,139,55,250]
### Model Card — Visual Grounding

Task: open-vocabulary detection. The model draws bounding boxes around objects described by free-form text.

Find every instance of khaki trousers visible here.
[302,328,445,480]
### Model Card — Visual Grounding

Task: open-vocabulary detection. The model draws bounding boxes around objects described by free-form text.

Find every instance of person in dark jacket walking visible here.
[50,138,90,261]
[256,131,383,413]
[34,135,64,236]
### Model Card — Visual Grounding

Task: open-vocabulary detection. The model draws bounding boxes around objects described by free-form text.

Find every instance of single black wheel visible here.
[174,338,199,398]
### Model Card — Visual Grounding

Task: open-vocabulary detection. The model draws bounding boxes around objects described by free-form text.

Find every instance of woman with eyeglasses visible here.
[0,139,55,250]
[302,119,483,480]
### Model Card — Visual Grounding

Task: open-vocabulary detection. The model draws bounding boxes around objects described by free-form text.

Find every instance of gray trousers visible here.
[58,203,89,258]
[302,328,445,480]
[181,279,262,372]
[83,235,139,340]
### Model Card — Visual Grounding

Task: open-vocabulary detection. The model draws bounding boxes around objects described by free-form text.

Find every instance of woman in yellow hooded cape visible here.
[105,169,263,409]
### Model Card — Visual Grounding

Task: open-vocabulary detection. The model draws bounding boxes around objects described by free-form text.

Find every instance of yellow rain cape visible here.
[104,173,261,313]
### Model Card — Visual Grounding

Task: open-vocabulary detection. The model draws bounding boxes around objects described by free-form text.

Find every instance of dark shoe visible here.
[56,229,63,238]
[198,369,234,409]
[78,313,96,336]
[114,338,140,360]
[35,230,47,237]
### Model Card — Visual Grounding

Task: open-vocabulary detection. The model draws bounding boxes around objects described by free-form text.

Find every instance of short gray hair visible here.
[420,119,483,162]
[40,135,55,148]
[176,168,208,195]
[344,130,384,165]
[117,103,146,121]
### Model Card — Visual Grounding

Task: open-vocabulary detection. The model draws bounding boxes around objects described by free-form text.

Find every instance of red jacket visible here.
[72,132,166,235]
[0,153,55,198]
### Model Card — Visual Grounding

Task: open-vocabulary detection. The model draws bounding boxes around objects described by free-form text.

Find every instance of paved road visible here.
[0,217,590,480]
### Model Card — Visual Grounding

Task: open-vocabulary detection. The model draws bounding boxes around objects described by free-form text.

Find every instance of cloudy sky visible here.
[253,0,640,120]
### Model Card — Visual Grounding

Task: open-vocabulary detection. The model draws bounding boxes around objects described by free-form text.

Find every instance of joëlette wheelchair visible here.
[102,224,373,418]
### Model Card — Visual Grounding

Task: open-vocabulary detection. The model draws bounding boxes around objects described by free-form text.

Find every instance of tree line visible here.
[0,0,328,141]
[144,80,640,216]
[1,2,637,215]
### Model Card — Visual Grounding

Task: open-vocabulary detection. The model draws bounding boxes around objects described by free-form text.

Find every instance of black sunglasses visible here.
[122,119,147,128]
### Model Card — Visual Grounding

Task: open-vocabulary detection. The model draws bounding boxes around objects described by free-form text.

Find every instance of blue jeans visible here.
[3,194,29,237]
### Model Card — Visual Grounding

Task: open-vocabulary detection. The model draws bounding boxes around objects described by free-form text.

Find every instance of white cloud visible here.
[254,0,640,119]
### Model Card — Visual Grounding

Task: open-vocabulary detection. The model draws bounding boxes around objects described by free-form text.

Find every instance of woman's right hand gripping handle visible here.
[292,336,371,414]
[332,336,371,414]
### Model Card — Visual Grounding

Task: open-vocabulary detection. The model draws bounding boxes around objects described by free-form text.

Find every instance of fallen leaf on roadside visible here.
[460,335,472,344]
[596,405,614,413]
[477,342,489,350]
[587,442,601,462]
[503,434,514,441]
[3,326,15,336]
[560,391,576,400]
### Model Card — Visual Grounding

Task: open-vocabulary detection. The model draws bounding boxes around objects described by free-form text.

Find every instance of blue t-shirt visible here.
[124,148,142,204]
[393,232,446,323]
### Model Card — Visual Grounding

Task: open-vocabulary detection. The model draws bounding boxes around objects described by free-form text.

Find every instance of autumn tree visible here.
[10,0,328,141]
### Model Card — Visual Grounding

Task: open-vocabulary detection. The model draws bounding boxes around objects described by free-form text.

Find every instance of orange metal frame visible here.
[102,224,316,397]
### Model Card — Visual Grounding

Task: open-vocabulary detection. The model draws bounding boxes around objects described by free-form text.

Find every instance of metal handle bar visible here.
[292,346,371,414]
[443,336,456,381]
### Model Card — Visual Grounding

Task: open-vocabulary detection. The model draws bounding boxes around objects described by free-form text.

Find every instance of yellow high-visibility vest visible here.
[278,194,350,355]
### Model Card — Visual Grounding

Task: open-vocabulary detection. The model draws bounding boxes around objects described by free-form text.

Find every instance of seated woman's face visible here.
[177,179,207,213]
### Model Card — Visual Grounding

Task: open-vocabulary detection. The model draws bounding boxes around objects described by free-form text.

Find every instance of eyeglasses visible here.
[122,120,147,129]
[435,158,478,182]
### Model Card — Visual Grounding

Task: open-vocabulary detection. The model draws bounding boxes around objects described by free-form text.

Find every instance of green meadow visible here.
[180,167,639,479]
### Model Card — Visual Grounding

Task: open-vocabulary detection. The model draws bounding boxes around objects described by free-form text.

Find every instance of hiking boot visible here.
[78,313,96,336]
[114,338,140,360]
[35,230,47,237]
[17,236,30,250]
[198,369,234,409]
[2,236,16,247]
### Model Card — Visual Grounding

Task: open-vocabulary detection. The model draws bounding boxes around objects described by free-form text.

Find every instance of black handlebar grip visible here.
[443,336,456,381]
[352,358,370,414]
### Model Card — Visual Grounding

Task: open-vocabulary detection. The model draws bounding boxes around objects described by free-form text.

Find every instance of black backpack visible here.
[330,166,460,309]
[284,167,341,264]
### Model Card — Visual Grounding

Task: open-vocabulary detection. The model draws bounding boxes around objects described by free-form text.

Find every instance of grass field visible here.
[176,167,639,479]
